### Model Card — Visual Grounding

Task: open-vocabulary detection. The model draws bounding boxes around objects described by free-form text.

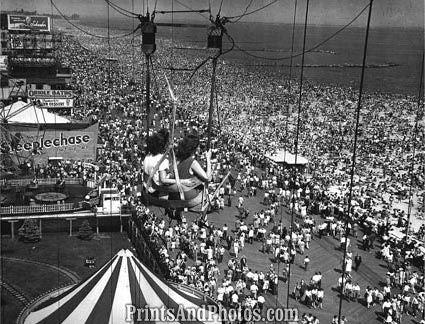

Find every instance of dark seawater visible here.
[80,17,423,96]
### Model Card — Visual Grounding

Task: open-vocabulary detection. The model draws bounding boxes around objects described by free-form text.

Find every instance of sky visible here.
[1,0,424,28]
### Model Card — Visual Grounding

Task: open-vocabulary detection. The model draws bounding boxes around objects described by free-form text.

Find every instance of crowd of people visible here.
[3,19,424,324]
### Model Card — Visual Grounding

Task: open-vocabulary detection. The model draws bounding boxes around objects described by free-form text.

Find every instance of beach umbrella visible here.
[23,249,220,324]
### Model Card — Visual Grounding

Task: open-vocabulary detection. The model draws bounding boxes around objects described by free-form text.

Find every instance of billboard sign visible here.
[0,55,8,71]
[7,15,51,32]
[9,34,56,50]
[37,98,74,108]
[28,90,74,99]
[1,123,99,164]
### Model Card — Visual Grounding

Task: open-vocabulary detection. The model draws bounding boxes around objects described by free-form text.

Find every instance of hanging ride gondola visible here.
[138,80,231,214]
[140,127,210,213]
[136,8,230,217]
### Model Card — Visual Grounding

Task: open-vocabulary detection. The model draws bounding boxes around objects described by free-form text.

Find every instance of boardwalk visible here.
[152,185,421,324]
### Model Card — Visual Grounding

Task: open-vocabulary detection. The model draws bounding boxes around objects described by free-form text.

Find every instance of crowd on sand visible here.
[6,21,425,324]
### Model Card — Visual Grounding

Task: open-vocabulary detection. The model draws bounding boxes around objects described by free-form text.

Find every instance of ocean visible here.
[80,17,423,96]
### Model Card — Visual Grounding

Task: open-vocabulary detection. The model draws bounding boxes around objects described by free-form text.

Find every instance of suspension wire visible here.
[286,0,308,312]
[276,0,294,306]
[105,0,139,16]
[132,0,136,82]
[107,4,111,90]
[337,1,374,323]
[50,0,139,39]
[282,0,297,309]
[172,0,175,82]
[287,0,298,105]
[218,0,225,16]
[149,56,157,93]
[145,53,151,136]
[149,55,162,115]
[51,3,62,294]
[155,9,210,14]
[141,44,146,104]
[175,0,211,21]
[51,0,60,290]
[170,0,176,134]
[225,0,279,20]
[187,32,235,82]
[105,0,138,18]
[405,51,424,238]
[234,3,369,61]
[206,57,218,150]
[106,0,115,315]
[230,0,254,24]
[215,77,221,135]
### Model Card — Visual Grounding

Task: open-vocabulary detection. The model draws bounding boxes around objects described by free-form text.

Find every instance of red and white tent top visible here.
[24,249,220,324]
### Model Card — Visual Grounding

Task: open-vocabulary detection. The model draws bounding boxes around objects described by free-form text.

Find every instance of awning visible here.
[265,149,308,165]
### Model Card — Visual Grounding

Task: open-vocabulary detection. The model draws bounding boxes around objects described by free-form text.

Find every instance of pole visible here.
[66,218,76,236]
[132,0,135,83]
[286,0,309,309]
[206,56,217,150]
[9,220,18,239]
[215,87,221,134]
[145,54,151,137]
[284,0,298,309]
[338,1,373,323]
[405,52,424,239]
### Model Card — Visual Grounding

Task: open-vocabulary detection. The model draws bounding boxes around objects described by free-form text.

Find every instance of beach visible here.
[3,15,423,324]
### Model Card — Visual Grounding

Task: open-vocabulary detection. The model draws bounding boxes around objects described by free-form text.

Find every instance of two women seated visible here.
[143,129,212,203]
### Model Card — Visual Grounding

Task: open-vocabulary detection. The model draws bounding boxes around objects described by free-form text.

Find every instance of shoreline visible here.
[53,18,421,98]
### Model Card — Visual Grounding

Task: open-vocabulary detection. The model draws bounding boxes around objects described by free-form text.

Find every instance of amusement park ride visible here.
[0,4,238,222]
[133,6,231,218]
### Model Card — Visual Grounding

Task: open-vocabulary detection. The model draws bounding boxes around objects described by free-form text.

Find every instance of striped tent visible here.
[24,249,221,324]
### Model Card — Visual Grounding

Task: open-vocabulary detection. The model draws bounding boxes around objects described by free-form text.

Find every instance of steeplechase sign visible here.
[7,15,51,32]
[13,133,91,153]
[1,123,99,164]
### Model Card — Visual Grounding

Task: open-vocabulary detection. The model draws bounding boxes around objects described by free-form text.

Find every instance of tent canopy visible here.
[24,249,220,324]
[265,149,309,165]
[1,101,70,124]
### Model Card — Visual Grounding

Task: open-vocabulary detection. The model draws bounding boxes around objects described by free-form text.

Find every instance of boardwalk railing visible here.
[0,196,99,216]
[1,178,84,187]
[128,215,166,278]
[0,202,83,215]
